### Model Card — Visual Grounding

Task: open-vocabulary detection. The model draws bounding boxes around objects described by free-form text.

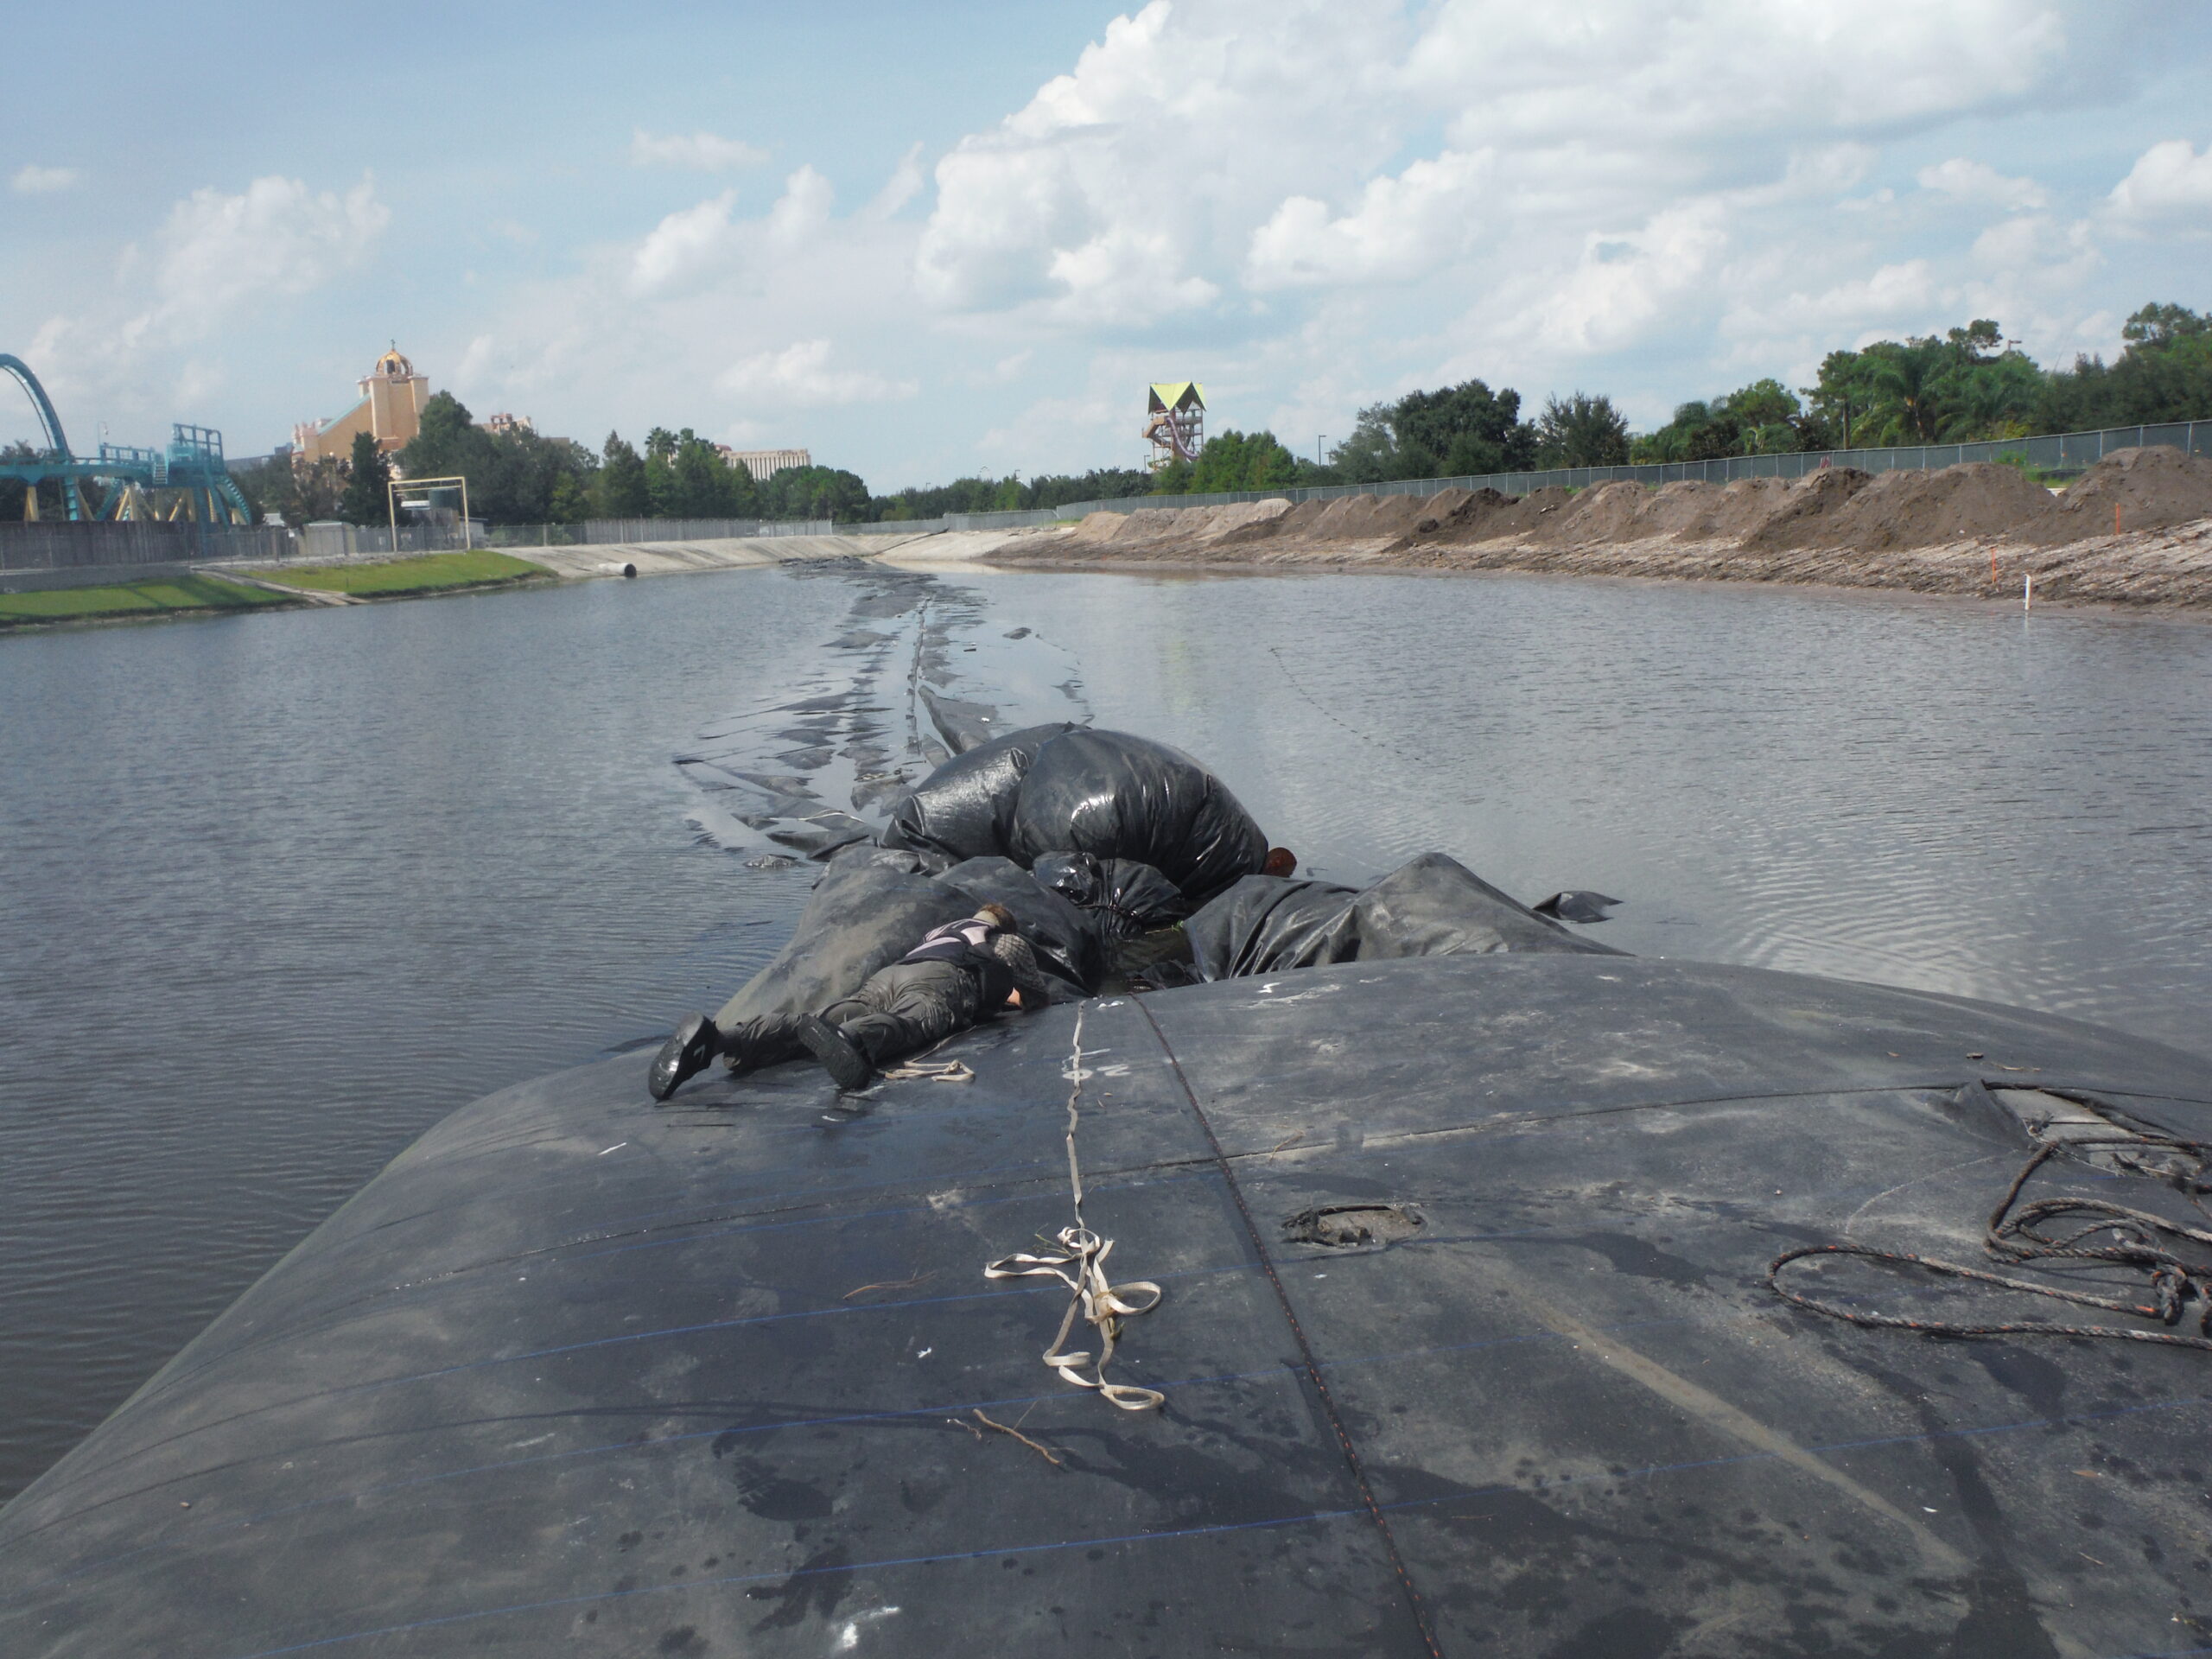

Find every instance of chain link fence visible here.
[0,520,299,574]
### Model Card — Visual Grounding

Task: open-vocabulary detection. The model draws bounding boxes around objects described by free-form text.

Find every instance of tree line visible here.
[213,297,2209,531]
[1154,299,2211,492]
[232,392,874,529]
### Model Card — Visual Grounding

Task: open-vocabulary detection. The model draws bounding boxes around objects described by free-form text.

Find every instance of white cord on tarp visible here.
[983,1005,1166,1410]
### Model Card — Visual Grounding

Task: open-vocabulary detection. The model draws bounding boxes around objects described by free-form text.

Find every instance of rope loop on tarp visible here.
[1771,1091,2212,1352]
[982,1005,1166,1411]
[880,1058,975,1084]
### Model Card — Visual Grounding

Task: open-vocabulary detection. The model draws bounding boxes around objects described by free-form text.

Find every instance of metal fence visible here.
[0,520,299,572]
[927,419,2212,531]
[297,522,476,560]
[531,518,837,545]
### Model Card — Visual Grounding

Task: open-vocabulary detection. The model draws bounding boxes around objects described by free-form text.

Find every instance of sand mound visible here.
[1740,467,1875,550]
[1071,511,1129,543]
[1061,447,2212,565]
[1194,498,1294,541]
[1548,480,1650,543]
[2039,446,2212,542]
[1816,462,2055,551]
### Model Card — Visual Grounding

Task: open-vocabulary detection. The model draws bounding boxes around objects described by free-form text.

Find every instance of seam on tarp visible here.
[1135,995,1444,1659]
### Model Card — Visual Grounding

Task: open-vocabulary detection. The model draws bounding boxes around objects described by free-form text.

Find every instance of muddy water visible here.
[3,561,2209,1500]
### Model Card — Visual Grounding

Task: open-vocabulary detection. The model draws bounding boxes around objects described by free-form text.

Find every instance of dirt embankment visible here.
[1007,447,2212,612]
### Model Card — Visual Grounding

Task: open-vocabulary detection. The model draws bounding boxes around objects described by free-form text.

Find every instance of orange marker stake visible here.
[2115,504,2123,537]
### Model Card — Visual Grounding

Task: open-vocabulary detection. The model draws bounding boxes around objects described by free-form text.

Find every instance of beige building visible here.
[719,446,811,480]
[485,412,534,436]
[292,346,430,465]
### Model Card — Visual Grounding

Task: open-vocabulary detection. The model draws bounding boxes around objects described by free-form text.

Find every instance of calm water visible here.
[3,561,2210,1500]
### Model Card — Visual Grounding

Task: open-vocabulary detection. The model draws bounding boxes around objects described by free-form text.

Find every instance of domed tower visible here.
[290,345,434,466]
[359,344,429,453]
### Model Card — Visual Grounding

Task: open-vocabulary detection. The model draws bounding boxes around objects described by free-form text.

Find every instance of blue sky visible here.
[6,2,2211,489]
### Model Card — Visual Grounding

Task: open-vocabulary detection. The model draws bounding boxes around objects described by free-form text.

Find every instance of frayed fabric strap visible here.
[982,1005,1166,1411]
[986,1228,1164,1409]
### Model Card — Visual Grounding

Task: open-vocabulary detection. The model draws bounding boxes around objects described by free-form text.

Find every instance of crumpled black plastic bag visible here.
[1029,851,1192,938]
[1187,852,1623,980]
[1185,877,1359,979]
[880,722,1077,864]
[1007,729,1268,902]
[712,843,1107,1056]
[713,845,978,1044]
[932,856,1099,996]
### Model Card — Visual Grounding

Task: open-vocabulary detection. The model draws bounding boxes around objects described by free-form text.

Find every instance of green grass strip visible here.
[269,550,547,595]
[0,575,293,626]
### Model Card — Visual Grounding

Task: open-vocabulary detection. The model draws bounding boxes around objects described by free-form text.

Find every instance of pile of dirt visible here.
[1738,467,1873,550]
[1808,462,2056,551]
[1046,448,2212,593]
[2037,445,2212,543]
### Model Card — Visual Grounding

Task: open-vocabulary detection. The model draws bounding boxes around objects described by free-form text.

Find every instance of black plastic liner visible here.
[1187,851,1621,979]
[1006,728,1268,901]
[885,727,1267,903]
[880,722,1076,865]
[713,845,977,1039]
[10,955,2210,1656]
[1030,851,1192,938]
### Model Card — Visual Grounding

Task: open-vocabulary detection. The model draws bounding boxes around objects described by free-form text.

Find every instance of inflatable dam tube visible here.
[3,957,2209,1656]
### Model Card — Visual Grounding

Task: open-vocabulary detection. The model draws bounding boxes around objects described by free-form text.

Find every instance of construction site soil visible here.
[1001,446,2212,613]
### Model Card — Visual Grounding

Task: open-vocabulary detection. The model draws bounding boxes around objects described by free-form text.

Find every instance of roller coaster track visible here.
[2,353,251,526]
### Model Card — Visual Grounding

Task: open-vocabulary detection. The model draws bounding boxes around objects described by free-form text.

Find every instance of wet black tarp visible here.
[7,954,2210,1656]
[880,723,1074,866]
[885,727,1268,901]
[1007,728,1268,901]
[1030,852,1190,938]
[1186,851,1621,979]
[712,846,977,1035]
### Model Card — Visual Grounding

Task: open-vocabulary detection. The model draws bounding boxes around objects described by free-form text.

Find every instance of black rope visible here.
[1770,1091,2212,1351]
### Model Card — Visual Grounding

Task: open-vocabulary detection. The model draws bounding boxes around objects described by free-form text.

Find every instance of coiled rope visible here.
[1771,1094,2212,1351]
[984,1006,1166,1409]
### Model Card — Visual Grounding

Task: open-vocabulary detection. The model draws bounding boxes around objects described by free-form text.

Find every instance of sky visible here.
[5,0,2211,489]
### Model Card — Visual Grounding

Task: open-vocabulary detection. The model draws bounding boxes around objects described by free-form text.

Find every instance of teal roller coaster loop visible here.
[2,352,252,530]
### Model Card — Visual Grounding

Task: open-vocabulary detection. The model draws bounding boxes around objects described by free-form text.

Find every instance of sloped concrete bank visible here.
[992,447,2212,613]
[526,529,1046,580]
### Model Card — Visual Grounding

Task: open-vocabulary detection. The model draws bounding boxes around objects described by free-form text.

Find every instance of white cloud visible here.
[627,191,738,296]
[868,143,926,219]
[1972,213,2095,279]
[718,340,916,406]
[1412,0,2068,148]
[11,164,79,194]
[1529,200,1731,353]
[1916,157,2048,212]
[629,130,768,171]
[1246,149,1496,289]
[149,175,389,335]
[1731,260,1938,341]
[2107,138,2212,226]
[16,173,388,438]
[917,0,1411,325]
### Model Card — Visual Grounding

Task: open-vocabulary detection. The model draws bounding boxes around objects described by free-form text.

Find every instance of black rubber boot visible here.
[794,1014,875,1092]
[648,1014,721,1102]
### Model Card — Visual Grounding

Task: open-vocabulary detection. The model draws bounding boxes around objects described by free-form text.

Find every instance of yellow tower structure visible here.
[292,346,431,466]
